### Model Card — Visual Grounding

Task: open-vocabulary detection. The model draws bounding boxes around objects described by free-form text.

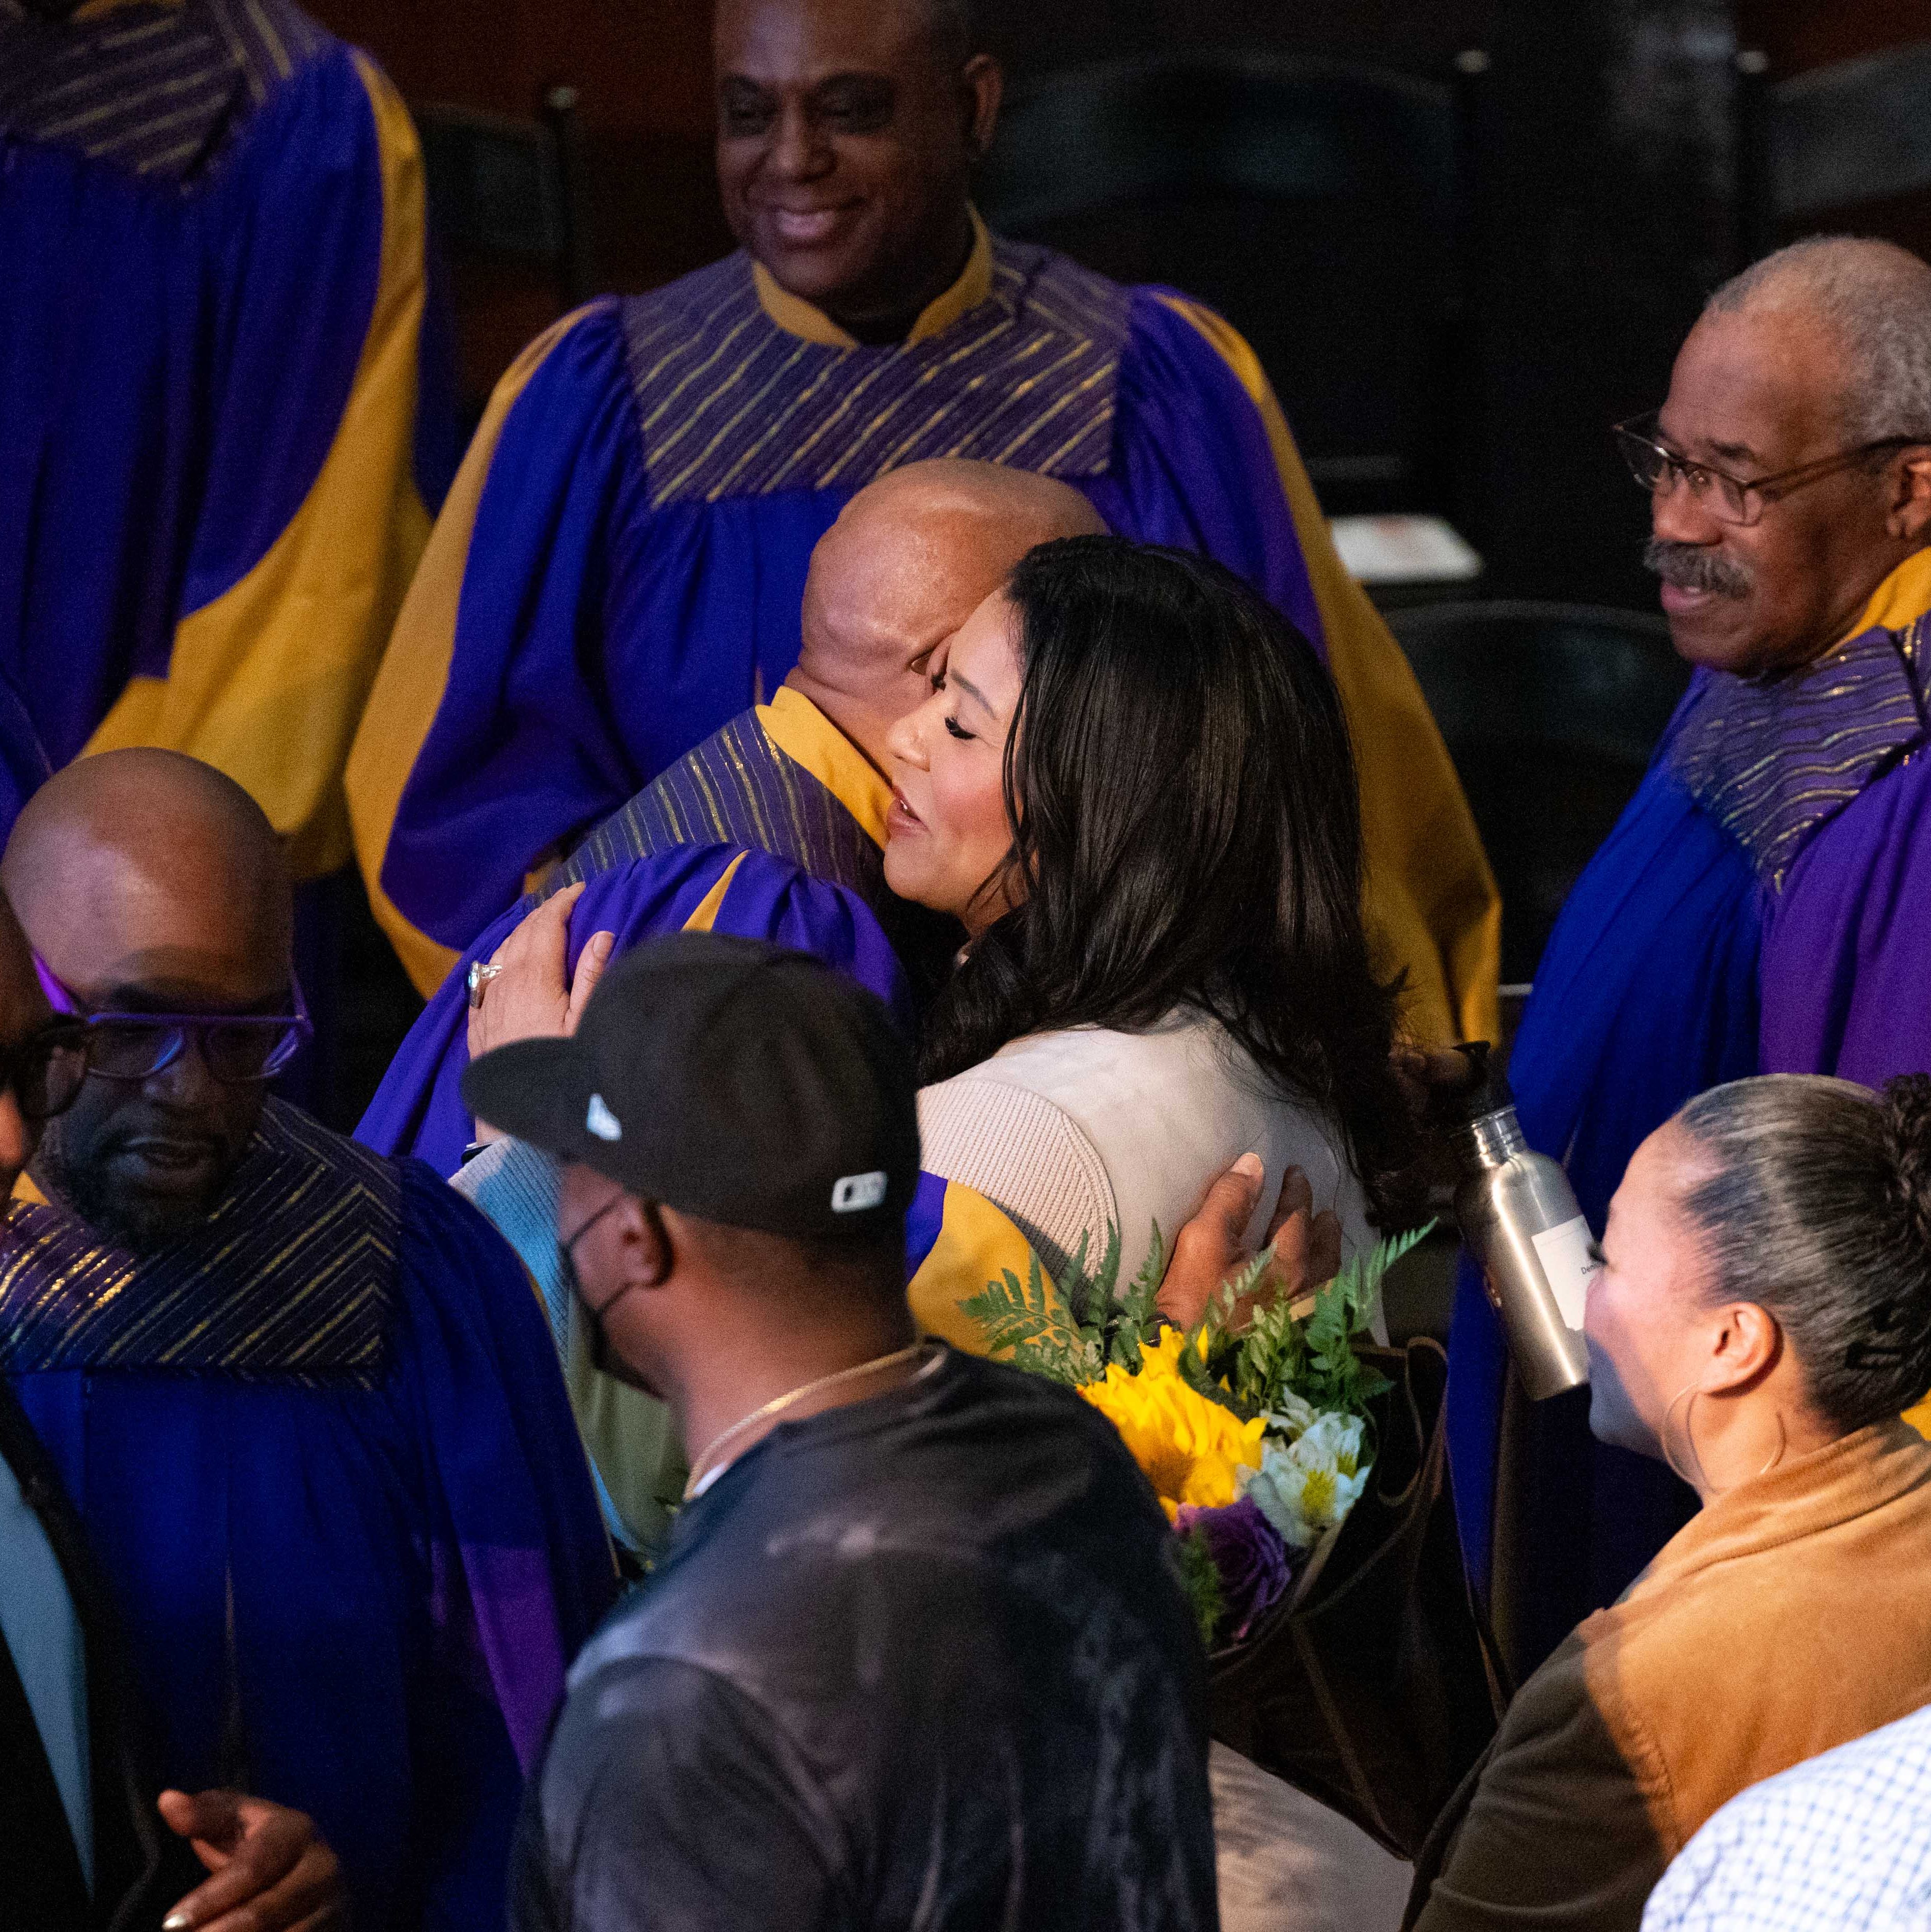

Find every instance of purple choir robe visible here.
[1,1101,614,1929]
[0,0,453,879]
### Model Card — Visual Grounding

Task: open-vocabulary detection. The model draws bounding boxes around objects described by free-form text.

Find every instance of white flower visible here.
[1263,1389,1319,1443]
[1241,1410,1371,1549]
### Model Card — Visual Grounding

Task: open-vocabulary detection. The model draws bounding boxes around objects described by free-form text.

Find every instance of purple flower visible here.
[1175,1495,1294,1641]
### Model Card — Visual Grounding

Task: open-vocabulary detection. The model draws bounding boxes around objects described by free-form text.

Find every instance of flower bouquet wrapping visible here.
[965,1221,1506,1858]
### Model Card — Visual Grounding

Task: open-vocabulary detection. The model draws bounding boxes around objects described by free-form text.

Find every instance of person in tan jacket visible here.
[1410,1071,1931,1931]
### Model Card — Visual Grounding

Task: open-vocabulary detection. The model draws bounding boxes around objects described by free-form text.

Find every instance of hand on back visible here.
[1157,1155,1344,1334]
[466,884,617,1061]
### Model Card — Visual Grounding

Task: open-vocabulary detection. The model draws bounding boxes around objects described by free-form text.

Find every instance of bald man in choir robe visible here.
[0,752,611,1928]
[346,0,1499,1048]
[1,0,453,878]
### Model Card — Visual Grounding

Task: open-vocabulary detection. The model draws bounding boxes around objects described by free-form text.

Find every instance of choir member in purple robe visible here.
[1450,237,1931,1674]
[344,0,1498,1054]
[0,751,613,1929]
[1,0,453,881]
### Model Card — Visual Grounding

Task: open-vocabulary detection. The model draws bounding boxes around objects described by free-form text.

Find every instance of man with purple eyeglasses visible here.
[0,749,615,1929]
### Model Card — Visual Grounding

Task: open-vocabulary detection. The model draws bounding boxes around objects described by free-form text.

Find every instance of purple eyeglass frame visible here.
[32,950,314,1083]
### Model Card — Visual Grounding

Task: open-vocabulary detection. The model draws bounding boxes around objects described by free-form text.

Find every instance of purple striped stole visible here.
[0,1099,400,1384]
[619,239,1133,509]
[0,0,323,183]
[1671,614,1931,889]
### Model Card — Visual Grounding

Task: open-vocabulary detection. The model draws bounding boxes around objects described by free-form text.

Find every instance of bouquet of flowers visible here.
[963,1218,1431,1649]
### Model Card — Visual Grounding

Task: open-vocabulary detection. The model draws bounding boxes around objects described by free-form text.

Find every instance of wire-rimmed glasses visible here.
[1613,412,1919,527]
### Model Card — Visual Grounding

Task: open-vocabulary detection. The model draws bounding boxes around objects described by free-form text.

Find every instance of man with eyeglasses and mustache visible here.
[1448,235,1931,1681]
[0,749,615,1928]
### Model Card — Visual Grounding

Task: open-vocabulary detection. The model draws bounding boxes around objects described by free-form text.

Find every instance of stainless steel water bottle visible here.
[1447,1043,1592,1399]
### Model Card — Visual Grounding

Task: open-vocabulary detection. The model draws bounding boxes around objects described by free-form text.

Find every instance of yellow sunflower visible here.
[1079,1331,1266,1521]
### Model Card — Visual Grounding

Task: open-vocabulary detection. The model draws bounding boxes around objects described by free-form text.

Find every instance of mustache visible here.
[1644,537,1753,599]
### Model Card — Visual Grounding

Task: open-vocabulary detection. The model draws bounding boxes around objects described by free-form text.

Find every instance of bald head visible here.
[3,748,290,1006]
[790,460,1106,767]
[6,752,296,1250]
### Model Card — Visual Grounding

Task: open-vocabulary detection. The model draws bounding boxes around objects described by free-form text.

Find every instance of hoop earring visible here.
[1757,1408,1787,1479]
[1660,1385,1713,1493]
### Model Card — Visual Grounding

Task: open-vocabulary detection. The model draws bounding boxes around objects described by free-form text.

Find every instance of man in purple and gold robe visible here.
[345,0,1498,1051]
[1450,237,1931,1675]
[1,0,452,877]
[0,750,612,1928]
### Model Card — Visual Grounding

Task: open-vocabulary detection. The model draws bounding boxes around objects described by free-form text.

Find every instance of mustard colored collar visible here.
[758,685,892,849]
[751,209,994,351]
[1845,547,1931,641]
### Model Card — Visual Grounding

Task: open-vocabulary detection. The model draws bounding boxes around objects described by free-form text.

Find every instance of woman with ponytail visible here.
[1408,1073,1931,1932]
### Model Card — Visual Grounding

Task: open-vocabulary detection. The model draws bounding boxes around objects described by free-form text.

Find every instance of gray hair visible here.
[1705,236,1931,447]
[1671,1073,1931,1432]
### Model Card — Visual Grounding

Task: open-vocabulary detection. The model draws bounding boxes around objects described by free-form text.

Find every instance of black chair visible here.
[1736,41,1931,259]
[414,83,595,313]
[1389,601,1690,986]
[976,52,1474,518]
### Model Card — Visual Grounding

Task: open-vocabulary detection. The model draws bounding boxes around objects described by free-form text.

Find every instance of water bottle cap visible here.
[1441,1041,1515,1125]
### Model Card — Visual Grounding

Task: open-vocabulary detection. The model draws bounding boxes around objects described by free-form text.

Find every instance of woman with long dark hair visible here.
[886,534,1422,1295]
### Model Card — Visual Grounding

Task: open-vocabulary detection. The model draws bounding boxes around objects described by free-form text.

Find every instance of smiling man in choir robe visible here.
[345,0,1498,1052]
[1450,236,1931,1676]
[0,750,613,1928]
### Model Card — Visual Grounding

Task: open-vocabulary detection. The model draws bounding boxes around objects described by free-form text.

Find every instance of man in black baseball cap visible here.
[465,932,1218,1932]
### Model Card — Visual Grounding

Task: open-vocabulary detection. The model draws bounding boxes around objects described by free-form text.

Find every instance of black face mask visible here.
[558,1195,660,1396]
[582,1286,659,1396]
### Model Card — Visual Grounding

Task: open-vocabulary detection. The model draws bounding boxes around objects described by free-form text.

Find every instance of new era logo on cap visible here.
[830,1170,887,1214]
[585,1094,623,1142]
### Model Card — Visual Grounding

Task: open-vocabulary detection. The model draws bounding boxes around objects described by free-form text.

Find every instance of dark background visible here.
[306,0,1931,611]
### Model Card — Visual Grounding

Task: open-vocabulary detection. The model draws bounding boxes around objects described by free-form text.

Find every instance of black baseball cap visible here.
[460,933,921,1240]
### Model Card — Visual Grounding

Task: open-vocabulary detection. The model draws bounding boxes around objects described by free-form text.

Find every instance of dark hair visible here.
[1673,1073,1931,1431]
[918,535,1422,1226]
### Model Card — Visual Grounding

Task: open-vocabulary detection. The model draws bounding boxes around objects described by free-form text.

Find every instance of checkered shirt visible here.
[1643,1703,1931,1930]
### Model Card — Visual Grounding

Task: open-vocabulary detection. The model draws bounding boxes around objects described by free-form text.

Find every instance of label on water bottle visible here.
[1531,1215,1601,1332]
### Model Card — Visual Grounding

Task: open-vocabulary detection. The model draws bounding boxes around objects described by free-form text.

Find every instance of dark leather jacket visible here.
[513,1350,1219,1931]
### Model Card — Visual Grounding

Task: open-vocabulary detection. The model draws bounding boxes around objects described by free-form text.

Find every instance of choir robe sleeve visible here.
[357,844,914,1173]
[346,303,656,991]
[902,1169,1048,1355]
[395,1166,617,1763]
[1759,751,1931,1088]
[1095,291,1501,1047]
[82,49,449,881]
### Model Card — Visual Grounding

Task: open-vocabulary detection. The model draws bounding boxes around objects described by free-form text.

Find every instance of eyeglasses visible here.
[0,1019,89,1121]
[32,953,313,1086]
[1613,413,1919,527]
